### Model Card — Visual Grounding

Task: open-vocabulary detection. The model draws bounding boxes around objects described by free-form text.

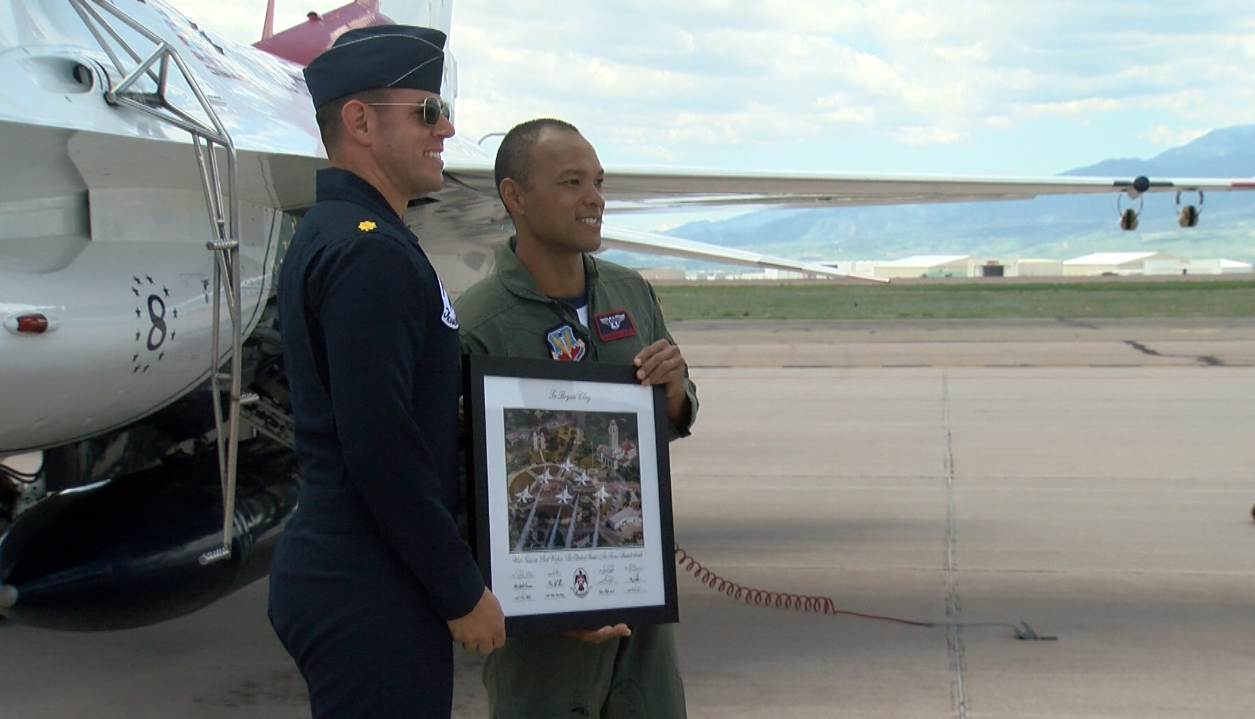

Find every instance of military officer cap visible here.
[304,25,447,109]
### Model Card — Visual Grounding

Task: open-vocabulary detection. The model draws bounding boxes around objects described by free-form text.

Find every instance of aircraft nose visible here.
[0,584,17,609]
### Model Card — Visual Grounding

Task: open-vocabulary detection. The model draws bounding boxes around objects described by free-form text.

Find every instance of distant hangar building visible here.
[873,255,970,279]
[1010,259,1063,277]
[1196,259,1253,275]
[1143,258,1254,275]
[1061,252,1177,276]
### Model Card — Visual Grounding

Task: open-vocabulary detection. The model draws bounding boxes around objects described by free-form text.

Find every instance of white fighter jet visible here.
[2,0,1252,631]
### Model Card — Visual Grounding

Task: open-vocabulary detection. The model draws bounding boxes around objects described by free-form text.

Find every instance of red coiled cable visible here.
[674,543,937,628]
[673,544,1052,639]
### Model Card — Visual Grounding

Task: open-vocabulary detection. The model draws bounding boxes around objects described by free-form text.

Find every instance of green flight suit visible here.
[457,238,697,719]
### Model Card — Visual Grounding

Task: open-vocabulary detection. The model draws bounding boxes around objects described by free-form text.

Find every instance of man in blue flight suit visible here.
[269,26,506,719]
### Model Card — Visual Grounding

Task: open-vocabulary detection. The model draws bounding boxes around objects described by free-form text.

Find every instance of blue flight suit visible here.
[269,167,484,719]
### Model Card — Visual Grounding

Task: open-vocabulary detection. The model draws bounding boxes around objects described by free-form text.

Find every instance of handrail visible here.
[69,0,245,566]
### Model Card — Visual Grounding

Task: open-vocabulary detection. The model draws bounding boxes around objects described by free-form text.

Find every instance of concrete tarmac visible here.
[3,317,1254,718]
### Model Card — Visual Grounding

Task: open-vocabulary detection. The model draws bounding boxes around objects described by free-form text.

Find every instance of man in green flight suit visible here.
[456,117,698,718]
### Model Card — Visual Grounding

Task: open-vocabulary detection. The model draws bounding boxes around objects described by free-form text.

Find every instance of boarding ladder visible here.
[70,0,249,565]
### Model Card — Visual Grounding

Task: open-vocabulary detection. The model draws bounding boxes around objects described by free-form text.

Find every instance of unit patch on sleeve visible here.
[546,324,587,361]
[437,277,458,329]
[593,309,636,342]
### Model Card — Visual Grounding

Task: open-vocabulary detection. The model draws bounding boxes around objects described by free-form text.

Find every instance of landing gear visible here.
[1,454,42,624]
[1,453,45,527]
[0,464,16,534]
[1,453,44,624]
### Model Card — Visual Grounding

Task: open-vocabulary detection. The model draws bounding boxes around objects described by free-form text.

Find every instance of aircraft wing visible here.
[438,159,1254,280]
[442,157,1255,211]
[420,163,884,283]
[601,169,1255,210]
[596,226,884,282]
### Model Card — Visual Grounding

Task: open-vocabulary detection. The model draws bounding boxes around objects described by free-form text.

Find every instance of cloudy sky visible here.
[187,0,1254,179]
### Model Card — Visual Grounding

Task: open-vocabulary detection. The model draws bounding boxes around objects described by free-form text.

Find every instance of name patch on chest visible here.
[593,309,636,342]
[546,324,587,361]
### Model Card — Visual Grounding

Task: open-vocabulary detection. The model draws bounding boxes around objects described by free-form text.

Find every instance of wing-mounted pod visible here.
[1117,176,1151,231]
[1176,190,1203,228]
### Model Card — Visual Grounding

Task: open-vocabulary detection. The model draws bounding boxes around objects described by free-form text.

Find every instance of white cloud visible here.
[1016,97,1124,118]
[823,107,876,124]
[935,43,988,63]
[172,0,1255,174]
[893,126,968,147]
[1140,125,1208,147]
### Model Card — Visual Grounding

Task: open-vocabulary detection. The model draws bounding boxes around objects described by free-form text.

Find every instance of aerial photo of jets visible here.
[2,0,1254,637]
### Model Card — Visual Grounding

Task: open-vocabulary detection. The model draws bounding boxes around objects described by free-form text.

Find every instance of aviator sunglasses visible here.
[364,96,452,126]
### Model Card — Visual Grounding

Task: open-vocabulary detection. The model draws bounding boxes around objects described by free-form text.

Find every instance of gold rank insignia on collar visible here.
[358,220,377,232]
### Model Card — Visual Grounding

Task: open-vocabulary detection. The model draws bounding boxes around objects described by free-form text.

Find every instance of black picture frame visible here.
[464,354,679,637]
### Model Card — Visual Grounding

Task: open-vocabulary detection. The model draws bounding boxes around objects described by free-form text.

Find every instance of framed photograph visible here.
[464,354,678,637]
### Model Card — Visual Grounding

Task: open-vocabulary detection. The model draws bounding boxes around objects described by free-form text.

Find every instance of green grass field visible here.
[653,279,1255,320]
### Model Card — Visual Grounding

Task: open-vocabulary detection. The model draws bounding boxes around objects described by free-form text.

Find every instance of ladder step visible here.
[239,392,260,405]
[206,239,239,251]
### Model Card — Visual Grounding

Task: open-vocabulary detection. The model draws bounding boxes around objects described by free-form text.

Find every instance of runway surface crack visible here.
[1124,339,1162,356]
[1055,317,1100,330]
[1124,339,1227,366]
[942,370,968,719]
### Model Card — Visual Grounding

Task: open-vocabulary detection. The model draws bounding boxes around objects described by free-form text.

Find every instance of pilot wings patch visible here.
[593,309,636,342]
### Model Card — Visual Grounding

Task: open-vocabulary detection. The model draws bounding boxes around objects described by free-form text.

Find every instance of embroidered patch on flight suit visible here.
[546,324,586,361]
[593,309,636,342]
[438,277,458,329]
[358,220,376,231]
